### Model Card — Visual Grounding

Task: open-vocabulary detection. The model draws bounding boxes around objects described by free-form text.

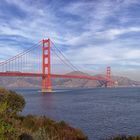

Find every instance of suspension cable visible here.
[0,41,42,66]
[51,40,80,71]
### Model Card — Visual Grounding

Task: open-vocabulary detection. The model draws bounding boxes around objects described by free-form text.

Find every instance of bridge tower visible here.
[106,66,112,88]
[42,39,52,92]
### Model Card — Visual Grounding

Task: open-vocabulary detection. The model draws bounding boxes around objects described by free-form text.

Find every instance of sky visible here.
[0,0,140,80]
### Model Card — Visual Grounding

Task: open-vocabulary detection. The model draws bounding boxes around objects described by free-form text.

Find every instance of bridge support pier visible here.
[41,39,52,93]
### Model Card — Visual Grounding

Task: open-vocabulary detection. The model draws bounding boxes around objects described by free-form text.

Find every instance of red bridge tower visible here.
[106,66,112,87]
[42,39,52,92]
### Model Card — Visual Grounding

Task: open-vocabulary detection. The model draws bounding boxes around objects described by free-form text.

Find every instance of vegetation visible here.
[0,87,87,140]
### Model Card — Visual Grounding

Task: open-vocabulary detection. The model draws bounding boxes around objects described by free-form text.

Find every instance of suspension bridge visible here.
[0,38,114,92]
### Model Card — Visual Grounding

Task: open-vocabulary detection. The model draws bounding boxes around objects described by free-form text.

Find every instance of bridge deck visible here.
[0,72,112,82]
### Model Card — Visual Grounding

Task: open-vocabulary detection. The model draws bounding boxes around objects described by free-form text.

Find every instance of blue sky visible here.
[0,0,140,80]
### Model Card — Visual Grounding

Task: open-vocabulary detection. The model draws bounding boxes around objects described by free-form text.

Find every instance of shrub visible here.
[6,90,25,114]
[22,115,36,130]
[0,88,25,115]
[0,118,15,140]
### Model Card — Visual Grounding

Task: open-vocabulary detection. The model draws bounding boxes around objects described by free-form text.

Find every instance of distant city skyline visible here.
[0,0,140,80]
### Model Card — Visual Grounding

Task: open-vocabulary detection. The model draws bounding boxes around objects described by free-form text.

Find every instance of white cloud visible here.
[95,27,140,40]
[124,50,140,59]
[64,43,140,66]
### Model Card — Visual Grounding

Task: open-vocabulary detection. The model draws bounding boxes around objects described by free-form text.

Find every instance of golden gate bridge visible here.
[0,38,114,92]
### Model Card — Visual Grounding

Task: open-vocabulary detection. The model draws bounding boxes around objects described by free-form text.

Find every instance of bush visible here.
[0,88,25,115]
[6,90,25,114]
[0,118,16,140]
[22,115,37,131]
